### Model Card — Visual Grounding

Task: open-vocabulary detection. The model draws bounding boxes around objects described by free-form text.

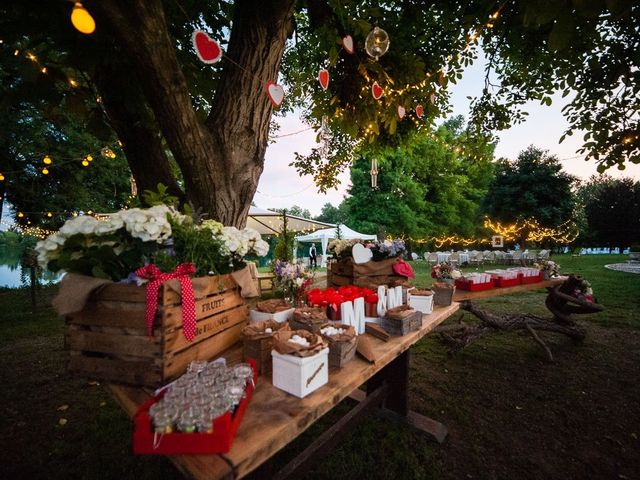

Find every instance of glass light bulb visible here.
[71,2,96,35]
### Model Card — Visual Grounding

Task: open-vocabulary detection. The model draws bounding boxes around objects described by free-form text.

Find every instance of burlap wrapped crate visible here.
[318,323,357,368]
[242,320,290,376]
[290,306,329,333]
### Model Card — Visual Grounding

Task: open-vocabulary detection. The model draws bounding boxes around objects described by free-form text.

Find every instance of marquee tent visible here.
[246,207,334,235]
[295,225,377,267]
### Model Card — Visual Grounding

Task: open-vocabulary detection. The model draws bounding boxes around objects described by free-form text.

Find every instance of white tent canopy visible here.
[295,225,377,267]
[246,206,335,235]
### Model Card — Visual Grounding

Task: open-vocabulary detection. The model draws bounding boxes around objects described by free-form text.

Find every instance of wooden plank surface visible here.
[107,304,459,479]
[453,278,565,301]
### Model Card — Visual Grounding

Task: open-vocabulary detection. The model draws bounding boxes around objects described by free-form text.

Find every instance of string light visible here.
[70,2,96,35]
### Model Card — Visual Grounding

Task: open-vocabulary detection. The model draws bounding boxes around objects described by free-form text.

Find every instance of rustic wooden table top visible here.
[107,278,564,479]
[108,303,460,479]
[453,277,565,301]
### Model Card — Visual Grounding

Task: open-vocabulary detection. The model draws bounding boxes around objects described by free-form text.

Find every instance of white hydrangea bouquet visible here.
[36,204,269,282]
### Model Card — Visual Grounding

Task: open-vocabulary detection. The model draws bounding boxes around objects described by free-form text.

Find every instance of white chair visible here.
[511,251,523,265]
[449,252,460,265]
[426,252,439,265]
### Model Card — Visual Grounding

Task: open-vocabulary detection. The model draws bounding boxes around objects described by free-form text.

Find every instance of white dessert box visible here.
[249,307,295,324]
[407,291,434,314]
[271,347,329,398]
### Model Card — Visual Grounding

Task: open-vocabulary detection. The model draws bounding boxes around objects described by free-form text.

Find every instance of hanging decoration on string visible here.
[365,27,390,61]
[192,30,223,64]
[429,93,436,105]
[70,2,96,35]
[265,81,285,108]
[371,81,383,100]
[318,116,331,160]
[397,105,406,120]
[370,158,378,188]
[415,104,424,118]
[342,35,355,54]
[318,69,329,90]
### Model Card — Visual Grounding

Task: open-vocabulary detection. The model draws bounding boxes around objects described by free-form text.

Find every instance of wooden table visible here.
[107,279,564,479]
[108,304,459,479]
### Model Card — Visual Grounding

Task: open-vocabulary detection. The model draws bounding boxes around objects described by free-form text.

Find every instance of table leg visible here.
[366,350,448,444]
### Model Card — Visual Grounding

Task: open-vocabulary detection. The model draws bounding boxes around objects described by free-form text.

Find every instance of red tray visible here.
[133,359,257,455]
[492,275,521,288]
[520,272,544,284]
[454,278,495,291]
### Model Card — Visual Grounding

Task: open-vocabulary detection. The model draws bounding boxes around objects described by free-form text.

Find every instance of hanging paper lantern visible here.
[70,2,96,35]
[365,27,390,61]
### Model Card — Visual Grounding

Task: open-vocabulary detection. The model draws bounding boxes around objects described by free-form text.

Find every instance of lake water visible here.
[0,264,61,288]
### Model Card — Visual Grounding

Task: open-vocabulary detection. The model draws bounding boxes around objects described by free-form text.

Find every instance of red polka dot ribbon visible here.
[135,263,197,342]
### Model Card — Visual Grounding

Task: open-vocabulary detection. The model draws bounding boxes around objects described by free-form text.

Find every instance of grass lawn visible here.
[0,254,638,479]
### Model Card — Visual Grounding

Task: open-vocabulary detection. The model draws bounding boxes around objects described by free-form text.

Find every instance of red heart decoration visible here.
[397,105,406,119]
[342,35,355,54]
[265,81,285,108]
[192,30,223,64]
[416,104,424,118]
[319,69,329,90]
[372,81,383,100]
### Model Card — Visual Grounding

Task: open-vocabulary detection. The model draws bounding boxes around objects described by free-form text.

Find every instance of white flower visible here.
[451,270,462,279]
[253,239,269,257]
[121,206,172,243]
[200,220,224,235]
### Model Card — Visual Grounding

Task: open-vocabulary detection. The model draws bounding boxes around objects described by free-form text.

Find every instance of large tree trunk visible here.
[90,0,295,227]
[93,58,184,202]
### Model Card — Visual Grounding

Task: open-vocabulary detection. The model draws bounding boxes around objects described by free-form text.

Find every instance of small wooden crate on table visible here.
[65,274,248,387]
[328,257,408,288]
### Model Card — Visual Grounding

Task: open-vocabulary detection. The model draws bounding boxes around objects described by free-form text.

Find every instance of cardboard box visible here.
[249,308,295,323]
[271,348,329,398]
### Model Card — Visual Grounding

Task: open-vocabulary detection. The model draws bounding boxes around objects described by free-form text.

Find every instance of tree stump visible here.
[437,275,604,361]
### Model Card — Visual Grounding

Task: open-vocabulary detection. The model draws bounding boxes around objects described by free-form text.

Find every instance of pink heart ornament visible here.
[416,104,424,118]
[397,105,406,119]
[372,81,383,100]
[265,81,285,108]
[319,69,329,90]
[342,35,355,54]
[192,30,223,64]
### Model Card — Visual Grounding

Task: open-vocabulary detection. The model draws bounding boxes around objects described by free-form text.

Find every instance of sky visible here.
[255,53,640,217]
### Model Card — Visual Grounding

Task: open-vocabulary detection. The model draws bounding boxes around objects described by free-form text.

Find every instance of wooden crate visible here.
[328,257,408,288]
[326,337,357,368]
[65,275,248,387]
[382,310,422,336]
[243,337,273,376]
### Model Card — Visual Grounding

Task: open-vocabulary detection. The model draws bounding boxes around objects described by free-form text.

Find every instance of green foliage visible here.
[474,0,639,172]
[0,231,37,269]
[577,175,640,249]
[314,203,346,224]
[271,205,312,219]
[342,120,494,241]
[482,146,577,231]
[142,184,180,208]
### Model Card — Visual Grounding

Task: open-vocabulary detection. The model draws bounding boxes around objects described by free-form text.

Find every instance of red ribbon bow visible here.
[135,263,197,342]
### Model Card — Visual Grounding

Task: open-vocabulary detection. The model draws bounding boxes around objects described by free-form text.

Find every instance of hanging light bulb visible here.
[86,154,93,162]
[365,27,390,61]
[18,212,24,218]
[82,159,89,167]
[0,173,4,181]
[47,212,53,218]
[71,2,96,34]
[42,167,49,175]
[43,155,52,165]
[101,147,116,159]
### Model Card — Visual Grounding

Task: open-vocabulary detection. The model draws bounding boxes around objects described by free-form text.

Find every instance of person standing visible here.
[309,243,317,269]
